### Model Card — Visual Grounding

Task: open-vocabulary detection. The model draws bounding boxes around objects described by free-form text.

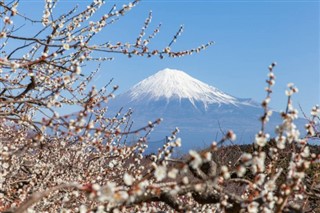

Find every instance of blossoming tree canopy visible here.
[0,0,320,212]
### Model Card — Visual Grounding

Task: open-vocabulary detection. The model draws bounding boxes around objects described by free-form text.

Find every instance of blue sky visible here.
[14,1,320,113]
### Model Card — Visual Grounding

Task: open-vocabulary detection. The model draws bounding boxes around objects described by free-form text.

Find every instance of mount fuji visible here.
[107,68,304,152]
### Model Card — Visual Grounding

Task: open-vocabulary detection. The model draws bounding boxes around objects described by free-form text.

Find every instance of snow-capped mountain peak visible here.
[127,68,239,108]
[105,68,305,153]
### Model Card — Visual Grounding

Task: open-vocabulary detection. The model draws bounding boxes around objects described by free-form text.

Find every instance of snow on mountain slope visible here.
[126,68,250,109]
[106,68,305,152]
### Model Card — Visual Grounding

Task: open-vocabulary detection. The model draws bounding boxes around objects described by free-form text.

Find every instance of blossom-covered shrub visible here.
[0,1,319,212]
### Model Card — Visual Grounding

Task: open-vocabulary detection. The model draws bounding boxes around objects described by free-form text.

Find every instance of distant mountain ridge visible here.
[107,68,306,152]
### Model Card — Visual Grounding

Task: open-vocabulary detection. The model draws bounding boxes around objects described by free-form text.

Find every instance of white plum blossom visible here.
[203,152,212,162]
[301,146,310,158]
[182,176,189,185]
[154,165,167,181]
[63,43,70,50]
[311,105,320,116]
[168,168,179,179]
[264,180,276,192]
[276,135,286,149]
[79,205,87,213]
[236,165,246,177]
[247,201,259,213]
[226,130,237,141]
[99,182,116,202]
[255,132,270,147]
[175,138,182,147]
[189,150,202,169]
[221,165,230,179]
[252,152,266,174]
[123,173,133,186]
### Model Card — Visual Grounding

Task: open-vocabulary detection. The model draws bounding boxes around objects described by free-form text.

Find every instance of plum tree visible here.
[0,0,319,212]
